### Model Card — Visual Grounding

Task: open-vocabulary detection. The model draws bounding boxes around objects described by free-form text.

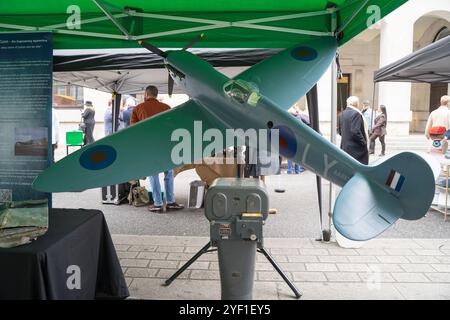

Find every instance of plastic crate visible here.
[66,130,83,146]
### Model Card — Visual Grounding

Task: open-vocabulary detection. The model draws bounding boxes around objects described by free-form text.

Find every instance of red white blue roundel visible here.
[273,125,297,158]
[291,46,318,61]
[79,145,117,170]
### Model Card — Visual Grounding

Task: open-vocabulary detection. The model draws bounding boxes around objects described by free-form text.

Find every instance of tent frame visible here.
[0,0,358,42]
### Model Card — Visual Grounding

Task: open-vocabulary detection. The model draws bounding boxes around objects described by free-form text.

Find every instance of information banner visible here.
[0,32,52,247]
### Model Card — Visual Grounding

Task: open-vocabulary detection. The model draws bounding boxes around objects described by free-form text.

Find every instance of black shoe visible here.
[166,202,184,211]
[148,205,164,213]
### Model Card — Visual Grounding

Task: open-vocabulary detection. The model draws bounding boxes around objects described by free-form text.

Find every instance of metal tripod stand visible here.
[164,241,302,299]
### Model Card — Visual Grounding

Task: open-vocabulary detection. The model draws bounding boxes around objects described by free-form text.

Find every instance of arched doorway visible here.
[410,14,450,132]
[429,27,450,112]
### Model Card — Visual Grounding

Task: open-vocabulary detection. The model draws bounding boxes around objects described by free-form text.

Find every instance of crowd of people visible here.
[104,97,137,135]
[338,96,387,165]
[338,94,450,164]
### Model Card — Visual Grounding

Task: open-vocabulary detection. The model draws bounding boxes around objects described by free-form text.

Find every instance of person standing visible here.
[121,97,137,128]
[104,99,113,136]
[287,105,307,174]
[130,85,184,213]
[338,96,369,165]
[369,105,387,156]
[361,100,373,134]
[425,95,450,139]
[81,101,96,145]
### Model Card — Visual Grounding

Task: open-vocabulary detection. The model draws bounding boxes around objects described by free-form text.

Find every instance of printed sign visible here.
[0,32,52,247]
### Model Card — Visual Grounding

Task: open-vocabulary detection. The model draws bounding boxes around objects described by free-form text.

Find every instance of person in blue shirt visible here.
[121,97,137,128]
[104,99,113,136]
[361,99,373,134]
[287,105,308,174]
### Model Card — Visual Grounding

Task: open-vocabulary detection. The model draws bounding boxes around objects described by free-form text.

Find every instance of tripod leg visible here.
[258,247,302,299]
[164,242,211,286]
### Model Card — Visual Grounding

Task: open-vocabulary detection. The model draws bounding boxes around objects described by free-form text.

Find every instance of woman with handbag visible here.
[369,105,387,156]
[81,101,96,145]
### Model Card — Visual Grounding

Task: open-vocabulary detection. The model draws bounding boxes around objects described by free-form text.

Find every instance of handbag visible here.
[78,122,86,132]
[127,181,150,207]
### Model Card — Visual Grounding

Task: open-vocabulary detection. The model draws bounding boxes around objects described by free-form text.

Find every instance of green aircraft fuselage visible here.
[165,48,359,187]
[33,36,436,241]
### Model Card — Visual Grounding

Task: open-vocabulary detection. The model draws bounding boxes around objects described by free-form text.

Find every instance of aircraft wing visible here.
[33,100,228,192]
[234,36,337,110]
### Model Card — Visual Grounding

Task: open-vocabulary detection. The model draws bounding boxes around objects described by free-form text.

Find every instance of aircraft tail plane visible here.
[333,152,437,241]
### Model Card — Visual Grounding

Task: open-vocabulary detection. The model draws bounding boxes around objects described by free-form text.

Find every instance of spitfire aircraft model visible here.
[33,35,437,241]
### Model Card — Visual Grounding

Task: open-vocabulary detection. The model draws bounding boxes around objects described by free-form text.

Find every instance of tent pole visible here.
[371,81,377,133]
[231,23,333,37]
[0,23,35,31]
[134,9,335,26]
[52,29,127,40]
[328,57,338,237]
[41,14,128,30]
[91,0,131,39]
[112,92,122,133]
[135,24,229,41]
[306,85,324,240]
[135,9,337,40]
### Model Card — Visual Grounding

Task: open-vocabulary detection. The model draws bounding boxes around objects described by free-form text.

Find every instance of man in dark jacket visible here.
[81,101,96,145]
[338,96,369,165]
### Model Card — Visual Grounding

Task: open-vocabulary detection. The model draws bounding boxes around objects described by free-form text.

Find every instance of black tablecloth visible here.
[0,208,129,300]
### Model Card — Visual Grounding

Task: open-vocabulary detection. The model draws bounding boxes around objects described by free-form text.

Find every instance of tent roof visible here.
[53,48,278,94]
[1,0,408,49]
[53,48,280,71]
[374,36,450,83]
[54,66,249,95]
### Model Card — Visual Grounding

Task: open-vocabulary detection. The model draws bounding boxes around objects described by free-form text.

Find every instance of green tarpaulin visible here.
[0,0,408,49]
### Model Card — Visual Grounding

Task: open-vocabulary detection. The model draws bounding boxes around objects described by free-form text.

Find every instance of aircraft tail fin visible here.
[333,152,437,241]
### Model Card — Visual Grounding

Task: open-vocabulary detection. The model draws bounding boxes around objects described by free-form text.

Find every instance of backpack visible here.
[127,181,150,207]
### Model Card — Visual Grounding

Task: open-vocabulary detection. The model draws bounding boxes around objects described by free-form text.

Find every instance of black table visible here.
[0,209,129,300]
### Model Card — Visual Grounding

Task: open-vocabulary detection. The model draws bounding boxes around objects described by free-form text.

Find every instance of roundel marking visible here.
[291,46,318,61]
[79,145,117,170]
[273,125,297,158]
[432,140,442,148]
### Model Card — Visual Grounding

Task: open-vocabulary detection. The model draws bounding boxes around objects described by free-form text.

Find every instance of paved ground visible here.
[114,235,450,300]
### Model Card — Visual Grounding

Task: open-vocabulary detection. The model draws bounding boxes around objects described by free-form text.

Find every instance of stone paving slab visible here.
[112,235,450,300]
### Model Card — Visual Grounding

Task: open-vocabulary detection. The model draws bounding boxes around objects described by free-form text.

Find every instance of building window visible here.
[429,27,449,112]
[53,83,84,108]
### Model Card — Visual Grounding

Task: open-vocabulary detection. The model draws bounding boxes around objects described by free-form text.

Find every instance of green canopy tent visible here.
[0,0,409,155]
[1,0,406,50]
[0,0,409,240]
